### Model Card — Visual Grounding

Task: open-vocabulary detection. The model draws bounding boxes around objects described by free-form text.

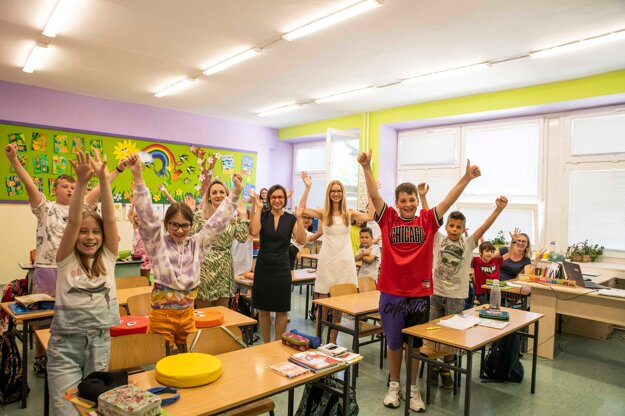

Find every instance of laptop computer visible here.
[561,261,607,289]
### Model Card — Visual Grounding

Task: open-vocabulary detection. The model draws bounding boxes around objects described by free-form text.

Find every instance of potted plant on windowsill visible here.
[566,240,604,262]
[491,230,507,249]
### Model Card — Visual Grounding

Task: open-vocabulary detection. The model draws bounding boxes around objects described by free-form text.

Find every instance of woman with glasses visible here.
[299,172,371,344]
[129,156,243,351]
[191,179,251,308]
[498,228,545,281]
[250,184,307,343]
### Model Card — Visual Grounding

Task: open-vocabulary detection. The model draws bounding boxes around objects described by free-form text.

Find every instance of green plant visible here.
[566,240,604,262]
[491,230,507,246]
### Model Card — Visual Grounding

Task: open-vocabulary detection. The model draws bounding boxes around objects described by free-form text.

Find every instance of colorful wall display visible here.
[1,122,257,203]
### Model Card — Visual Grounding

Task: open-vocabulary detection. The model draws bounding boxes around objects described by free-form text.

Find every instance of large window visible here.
[292,142,327,209]
[398,119,542,243]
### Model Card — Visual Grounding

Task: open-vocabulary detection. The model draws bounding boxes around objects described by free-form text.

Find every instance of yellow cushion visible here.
[155,353,222,388]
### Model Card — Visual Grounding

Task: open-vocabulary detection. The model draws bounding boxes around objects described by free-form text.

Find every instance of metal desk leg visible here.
[464,351,473,416]
[316,305,323,337]
[531,320,539,394]
[21,320,29,408]
[305,285,310,320]
[353,316,360,381]
[343,366,351,416]
[288,388,294,416]
[404,340,413,416]
[44,371,49,416]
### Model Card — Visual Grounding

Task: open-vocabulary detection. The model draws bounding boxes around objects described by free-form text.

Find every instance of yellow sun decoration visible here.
[113,139,139,161]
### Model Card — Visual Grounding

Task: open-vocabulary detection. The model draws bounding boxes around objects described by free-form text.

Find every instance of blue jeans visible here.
[47,330,111,415]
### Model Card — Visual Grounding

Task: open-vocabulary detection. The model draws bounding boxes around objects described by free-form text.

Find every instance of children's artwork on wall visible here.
[33,154,49,174]
[31,132,47,151]
[72,137,85,154]
[8,133,26,152]
[221,154,234,175]
[1,122,256,203]
[9,154,28,173]
[5,175,24,196]
[33,177,44,193]
[54,135,68,153]
[243,183,255,199]
[52,156,68,174]
[241,155,254,175]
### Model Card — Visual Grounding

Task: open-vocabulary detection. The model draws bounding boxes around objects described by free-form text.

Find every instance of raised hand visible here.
[71,152,94,183]
[231,172,243,196]
[495,195,508,210]
[157,183,166,192]
[300,171,312,187]
[287,189,294,199]
[248,189,263,209]
[127,154,142,175]
[357,149,373,167]
[295,205,304,219]
[4,143,18,161]
[117,157,129,172]
[236,200,248,220]
[417,182,429,197]
[534,248,547,261]
[91,151,109,181]
[509,227,521,243]
[464,159,481,180]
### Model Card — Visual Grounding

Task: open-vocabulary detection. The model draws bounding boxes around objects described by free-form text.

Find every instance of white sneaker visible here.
[410,386,426,413]
[383,381,402,408]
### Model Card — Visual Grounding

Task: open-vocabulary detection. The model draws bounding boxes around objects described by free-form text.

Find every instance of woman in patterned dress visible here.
[192,179,250,308]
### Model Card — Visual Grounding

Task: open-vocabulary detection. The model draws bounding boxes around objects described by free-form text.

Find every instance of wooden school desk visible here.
[481,282,532,310]
[521,280,625,359]
[0,302,55,408]
[402,307,543,416]
[297,252,319,269]
[68,341,359,416]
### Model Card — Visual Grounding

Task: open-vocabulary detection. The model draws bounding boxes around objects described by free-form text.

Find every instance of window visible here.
[292,142,326,209]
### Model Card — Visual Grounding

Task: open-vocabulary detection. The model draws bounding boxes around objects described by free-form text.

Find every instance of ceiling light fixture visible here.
[154,78,196,98]
[23,43,49,73]
[257,103,303,117]
[315,86,375,104]
[283,0,383,41]
[42,0,77,38]
[401,62,492,84]
[529,29,625,59]
[203,48,263,76]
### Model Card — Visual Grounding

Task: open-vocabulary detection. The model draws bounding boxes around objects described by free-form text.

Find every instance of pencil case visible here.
[98,385,161,416]
[290,329,321,348]
[281,332,310,351]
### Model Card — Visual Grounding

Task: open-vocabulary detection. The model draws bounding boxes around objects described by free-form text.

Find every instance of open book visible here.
[288,351,341,372]
[269,362,311,379]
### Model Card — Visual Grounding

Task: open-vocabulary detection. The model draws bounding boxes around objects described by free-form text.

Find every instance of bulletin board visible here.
[0,122,257,204]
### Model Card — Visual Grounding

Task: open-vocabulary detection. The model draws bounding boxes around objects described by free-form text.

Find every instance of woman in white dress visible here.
[299,172,371,344]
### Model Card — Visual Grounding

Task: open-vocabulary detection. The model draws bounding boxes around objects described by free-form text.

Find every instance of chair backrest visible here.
[329,283,358,298]
[358,276,377,292]
[187,326,246,355]
[109,333,166,370]
[115,276,150,289]
[126,293,152,316]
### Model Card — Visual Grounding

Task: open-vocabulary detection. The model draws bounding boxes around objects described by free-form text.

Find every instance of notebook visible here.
[561,261,607,290]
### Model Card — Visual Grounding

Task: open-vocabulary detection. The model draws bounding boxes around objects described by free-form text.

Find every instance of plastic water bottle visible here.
[490,279,501,309]
[549,241,557,260]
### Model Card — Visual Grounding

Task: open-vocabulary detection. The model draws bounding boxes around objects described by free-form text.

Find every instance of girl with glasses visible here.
[129,155,243,351]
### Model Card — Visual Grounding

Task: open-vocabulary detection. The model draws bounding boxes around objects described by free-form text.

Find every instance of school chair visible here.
[187,327,276,416]
[357,275,383,328]
[296,246,312,269]
[115,275,150,289]
[126,292,152,316]
[328,283,385,369]
[108,333,167,371]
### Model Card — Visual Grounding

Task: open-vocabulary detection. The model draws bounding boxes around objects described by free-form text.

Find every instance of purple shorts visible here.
[379,292,430,350]
[32,267,58,297]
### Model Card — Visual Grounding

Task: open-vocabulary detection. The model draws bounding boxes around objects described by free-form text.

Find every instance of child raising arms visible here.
[128,155,242,351]
[47,151,119,415]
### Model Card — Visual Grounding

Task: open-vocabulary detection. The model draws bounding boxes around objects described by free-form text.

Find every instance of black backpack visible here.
[295,377,358,416]
[0,331,28,404]
[482,333,524,383]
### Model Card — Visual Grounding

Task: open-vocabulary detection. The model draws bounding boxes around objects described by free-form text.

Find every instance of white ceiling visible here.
[1,0,625,129]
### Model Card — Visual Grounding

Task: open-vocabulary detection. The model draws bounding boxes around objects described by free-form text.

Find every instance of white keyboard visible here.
[597,288,625,298]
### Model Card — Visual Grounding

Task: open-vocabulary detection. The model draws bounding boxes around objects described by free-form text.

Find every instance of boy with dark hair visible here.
[358,149,481,413]
[430,196,508,388]
[355,227,380,280]
[471,241,503,306]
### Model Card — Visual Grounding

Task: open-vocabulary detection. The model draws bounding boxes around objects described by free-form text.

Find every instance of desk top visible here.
[235,269,316,287]
[116,286,153,305]
[520,280,625,303]
[127,341,357,416]
[403,307,543,351]
[313,290,380,315]
[0,302,54,322]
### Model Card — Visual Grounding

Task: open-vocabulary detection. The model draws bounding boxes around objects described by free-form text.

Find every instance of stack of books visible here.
[269,349,362,378]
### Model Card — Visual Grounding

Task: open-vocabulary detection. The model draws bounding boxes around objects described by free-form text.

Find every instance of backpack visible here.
[481,333,524,383]
[0,276,29,334]
[230,289,258,333]
[295,377,359,416]
[0,331,28,404]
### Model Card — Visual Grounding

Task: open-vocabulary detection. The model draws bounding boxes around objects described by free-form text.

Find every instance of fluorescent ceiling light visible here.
[154,78,195,98]
[23,43,49,73]
[283,0,383,41]
[529,30,625,59]
[257,103,303,117]
[203,48,263,76]
[42,0,77,38]
[401,62,491,84]
[315,86,375,103]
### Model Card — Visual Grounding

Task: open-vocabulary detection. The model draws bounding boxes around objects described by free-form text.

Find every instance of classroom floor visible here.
[4,289,625,416]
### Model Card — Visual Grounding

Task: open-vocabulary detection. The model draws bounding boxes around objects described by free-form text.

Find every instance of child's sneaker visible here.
[383,381,402,408]
[410,385,426,413]
[440,370,454,389]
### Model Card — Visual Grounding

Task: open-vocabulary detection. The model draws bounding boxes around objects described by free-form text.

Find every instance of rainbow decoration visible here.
[142,144,180,177]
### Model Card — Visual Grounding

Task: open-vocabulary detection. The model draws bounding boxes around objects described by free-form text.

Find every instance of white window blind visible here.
[398,130,458,166]
[571,113,625,156]
[459,206,535,244]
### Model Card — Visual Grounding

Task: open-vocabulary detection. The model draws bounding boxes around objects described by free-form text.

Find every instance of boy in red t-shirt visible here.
[471,241,504,305]
[358,149,481,413]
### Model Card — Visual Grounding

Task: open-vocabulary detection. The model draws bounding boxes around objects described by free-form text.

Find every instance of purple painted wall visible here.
[0,81,293,190]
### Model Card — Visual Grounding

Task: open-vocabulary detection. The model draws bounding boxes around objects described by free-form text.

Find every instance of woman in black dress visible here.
[250,185,307,343]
